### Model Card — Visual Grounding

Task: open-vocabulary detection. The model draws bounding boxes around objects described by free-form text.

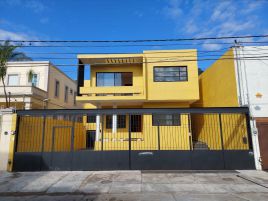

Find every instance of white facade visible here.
[0,61,80,109]
[233,46,268,170]
[234,46,268,117]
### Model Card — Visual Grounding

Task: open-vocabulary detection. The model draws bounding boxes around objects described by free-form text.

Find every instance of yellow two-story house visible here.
[76,49,199,150]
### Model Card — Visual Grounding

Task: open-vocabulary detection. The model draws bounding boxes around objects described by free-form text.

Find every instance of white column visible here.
[95,115,100,141]
[112,114,117,134]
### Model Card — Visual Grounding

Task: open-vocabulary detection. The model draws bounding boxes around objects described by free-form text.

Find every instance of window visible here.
[86,130,96,149]
[106,115,126,129]
[70,89,73,94]
[117,115,126,128]
[29,74,38,87]
[154,66,187,82]
[131,115,142,132]
[74,91,77,105]
[152,114,181,126]
[87,115,96,123]
[8,74,19,86]
[55,80,60,97]
[64,86,69,102]
[96,72,133,86]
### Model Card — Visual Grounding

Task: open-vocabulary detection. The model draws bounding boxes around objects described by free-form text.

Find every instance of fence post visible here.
[39,114,46,171]
[157,120,160,150]
[128,114,131,169]
[70,115,75,170]
[219,114,226,169]
[101,114,104,151]
[245,113,253,150]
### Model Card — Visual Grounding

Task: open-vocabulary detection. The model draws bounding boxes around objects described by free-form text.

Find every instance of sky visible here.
[1,0,268,79]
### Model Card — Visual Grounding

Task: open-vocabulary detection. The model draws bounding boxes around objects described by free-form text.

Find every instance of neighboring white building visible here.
[0,61,79,109]
[234,46,268,170]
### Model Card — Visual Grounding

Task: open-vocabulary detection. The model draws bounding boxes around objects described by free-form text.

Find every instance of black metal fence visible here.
[13,107,255,171]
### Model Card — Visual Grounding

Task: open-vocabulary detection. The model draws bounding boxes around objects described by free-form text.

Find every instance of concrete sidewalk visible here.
[0,170,268,200]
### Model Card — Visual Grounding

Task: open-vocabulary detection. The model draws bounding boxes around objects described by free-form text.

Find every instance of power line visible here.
[7,41,268,48]
[7,56,268,67]
[21,53,268,60]
[1,34,268,43]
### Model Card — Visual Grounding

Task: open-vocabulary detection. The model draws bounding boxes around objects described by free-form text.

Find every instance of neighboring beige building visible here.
[0,61,79,109]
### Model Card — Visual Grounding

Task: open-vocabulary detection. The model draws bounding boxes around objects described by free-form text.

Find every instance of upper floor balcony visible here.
[0,85,47,98]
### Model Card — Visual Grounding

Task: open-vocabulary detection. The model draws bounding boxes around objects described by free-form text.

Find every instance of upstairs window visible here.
[153,66,188,82]
[96,72,133,86]
[55,80,60,97]
[152,114,181,126]
[29,74,38,87]
[64,86,69,102]
[8,74,19,86]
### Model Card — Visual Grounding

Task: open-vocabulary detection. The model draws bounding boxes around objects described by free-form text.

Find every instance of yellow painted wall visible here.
[192,48,239,107]
[189,48,249,150]
[17,116,86,152]
[191,113,249,150]
[77,49,199,105]
[92,114,190,151]
[144,50,199,101]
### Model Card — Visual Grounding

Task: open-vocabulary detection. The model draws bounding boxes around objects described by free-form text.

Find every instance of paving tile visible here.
[112,171,141,184]
[234,192,268,201]
[79,183,111,194]
[20,172,68,193]
[173,193,247,201]
[47,172,90,193]
[109,183,141,193]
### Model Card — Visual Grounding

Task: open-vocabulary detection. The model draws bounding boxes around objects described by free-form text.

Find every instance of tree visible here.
[28,69,34,85]
[0,41,32,108]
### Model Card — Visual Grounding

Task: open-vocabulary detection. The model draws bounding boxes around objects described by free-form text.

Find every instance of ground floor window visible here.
[86,130,96,149]
[87,115,96,123]
[106,115,126,129]
[152,114,181,126]
[130,115,142,132]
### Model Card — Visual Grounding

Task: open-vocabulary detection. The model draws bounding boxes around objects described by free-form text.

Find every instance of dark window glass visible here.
[96,72,133,86]
[106,115,126,129]
[131,115,142,132]
[154,66,188,82]
[117,115,126,128]
[64,86,69,102]
[87,115,96,123]
[55,80,60,97]
[86,130,96,150]
[152,114,181,126]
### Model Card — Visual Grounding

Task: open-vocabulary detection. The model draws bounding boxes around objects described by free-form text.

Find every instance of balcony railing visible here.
[79,86,145,101]
[0,86,47,98]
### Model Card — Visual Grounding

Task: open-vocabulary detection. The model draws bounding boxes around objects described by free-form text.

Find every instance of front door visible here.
[257,123,268,169]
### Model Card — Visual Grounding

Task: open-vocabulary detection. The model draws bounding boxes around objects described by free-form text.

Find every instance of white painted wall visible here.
[0,61,80,109]
[0,111,15,171]
[233,46,268,170]
[234,46,268,117]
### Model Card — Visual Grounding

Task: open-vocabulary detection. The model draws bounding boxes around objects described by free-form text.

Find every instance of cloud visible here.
[3,0,46,13]
[40,17,49,24]
[163,0,183,19]
[162,0,267,50]
[134,11,144,18]
[0,28,39,41]
[202,43,222,51]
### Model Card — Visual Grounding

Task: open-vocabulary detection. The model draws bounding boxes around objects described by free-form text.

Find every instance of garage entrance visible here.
[13,107,255,171]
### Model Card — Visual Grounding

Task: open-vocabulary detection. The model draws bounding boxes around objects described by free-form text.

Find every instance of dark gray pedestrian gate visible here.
[13,107,255,171]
